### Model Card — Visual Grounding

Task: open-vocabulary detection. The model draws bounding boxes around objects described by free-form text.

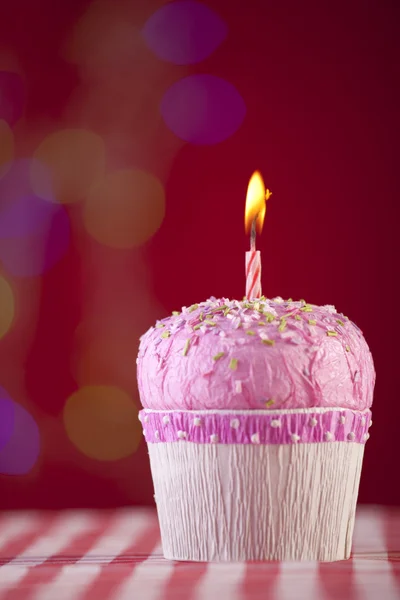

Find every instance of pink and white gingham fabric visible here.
[0,506,399,599]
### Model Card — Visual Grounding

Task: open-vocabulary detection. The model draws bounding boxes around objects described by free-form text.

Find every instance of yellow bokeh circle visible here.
[83,169,165,248]
[0,274,15,340]
[31,129,105,204]
[63,385,141,461]
[0,120,14,179]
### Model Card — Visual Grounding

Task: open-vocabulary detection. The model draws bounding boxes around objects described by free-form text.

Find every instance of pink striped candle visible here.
[246,248,262,298]
[244,171,271,299]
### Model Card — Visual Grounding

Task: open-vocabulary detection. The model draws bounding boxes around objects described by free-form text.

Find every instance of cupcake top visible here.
[137,297,375,411]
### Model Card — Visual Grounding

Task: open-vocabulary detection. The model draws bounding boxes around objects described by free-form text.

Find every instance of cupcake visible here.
[137,296,375,562]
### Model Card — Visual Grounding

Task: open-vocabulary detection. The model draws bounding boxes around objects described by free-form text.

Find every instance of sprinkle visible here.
[172,311,180,316]
[156,323,165,328]
[262,339,275,346]
[160,330,170,339]
[308,319,317,326]
[246,330,256,336]
[300,299,306,304]
[182,339,191,356]
[235,381,242,393]
[213,352,225,361]
[278,318,287,332]
[326,330,338,337]
[287,298,293,302]
[188,304,198,312]
[193,324,202,330]
[345,345,351,352]
[337,319,345,326]
[258,321,266,326]
[229,358,238,370]
[223,307,231,316]
[212,305,227,313]
[265,399,275,407]
[199,312,204,321]
[301,305,313,312]
[264,312,276,322]
[294,315,301,321]
[204,320,216,326]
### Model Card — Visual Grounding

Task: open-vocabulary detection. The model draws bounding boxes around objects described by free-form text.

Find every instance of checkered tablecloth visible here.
[0,505,399,599]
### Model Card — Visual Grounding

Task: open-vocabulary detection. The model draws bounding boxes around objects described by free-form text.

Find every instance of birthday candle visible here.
[244,171,271,299]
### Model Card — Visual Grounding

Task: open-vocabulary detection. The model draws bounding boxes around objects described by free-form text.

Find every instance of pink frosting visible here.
[137,297,375,411]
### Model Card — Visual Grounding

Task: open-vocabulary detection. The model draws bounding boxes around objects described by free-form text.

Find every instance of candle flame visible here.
[244,171,271,235]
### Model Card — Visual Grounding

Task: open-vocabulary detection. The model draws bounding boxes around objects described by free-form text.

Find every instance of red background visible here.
[0,0,398,508]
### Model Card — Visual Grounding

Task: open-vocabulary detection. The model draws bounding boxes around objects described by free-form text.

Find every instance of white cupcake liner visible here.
[143,407,370,562]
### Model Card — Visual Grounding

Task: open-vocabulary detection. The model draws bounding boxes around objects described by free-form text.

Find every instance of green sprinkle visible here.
[223,308,231,316]
[229,358,238,370]
[182,339,191,356]
[193,324,202,330]
[188,304,198,313]
[287,298,293,302]
[308,319,317,326]
[246,330,256,336]
[264,312,276,322]
[204,320,216,326]
[337,319,345,326]
[346,345,351,352]
[278,318,287,332]
[199,312,204,321]
[212,306,227,313]
[327,330,338,337]
[242,296,247,301]
[213,352,225,361]
[301,305,313,312]
[262,339,275,346]
[160,330,170,339]
[258,321,266,326]
[300,299,306,304]
[156,323,165,328]
[283,310,296,319]
[265,398,275,407]
[172,311,180,316]
[294,315,301,321]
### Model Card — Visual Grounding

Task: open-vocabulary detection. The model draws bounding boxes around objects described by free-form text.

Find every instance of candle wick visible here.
[250,215,257,251]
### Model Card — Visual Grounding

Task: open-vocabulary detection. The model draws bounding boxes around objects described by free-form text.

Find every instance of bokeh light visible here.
[0,120,14,179]
[0,388,15,451]
[0,388,40,475]
[0,71,25,126]
[0,158,70,276]
[63,385,141,461]
[160,74,246,144]
[83,169,165,248]
[0,207,70,277]
[0,274,15,340]
[142,1,227,65]
[31,129,106,204]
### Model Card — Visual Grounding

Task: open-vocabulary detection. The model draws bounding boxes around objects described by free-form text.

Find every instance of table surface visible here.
[0,505,399,600]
